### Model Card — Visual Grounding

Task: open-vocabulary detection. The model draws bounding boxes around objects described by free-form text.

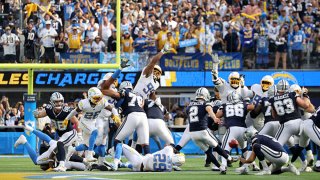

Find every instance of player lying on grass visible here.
[14,125,88,171]
[111,143,185,172]
[239,127,300,175]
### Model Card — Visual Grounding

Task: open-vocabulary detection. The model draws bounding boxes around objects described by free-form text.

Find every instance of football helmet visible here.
[153,65,162,81]
[88,87,103,104]
[195,87,210,101]
[227,91,243,104]
[228,72,241,89]
[50,92,64,110]
[289,84,302,95]
[98,73,119,89]
[119,81,133,91]
[172,153,185,167]
[276,79,290,94]
[261,75,274,91]
[244,126,258,140]
[267,85,277,99]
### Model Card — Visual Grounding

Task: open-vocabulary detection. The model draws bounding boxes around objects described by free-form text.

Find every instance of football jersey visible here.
[187,100,212,132]
[133,67,160,100]
[78,98,109,121]
[252,134,286,152]
[250,84,268,105]
[310,106,320,129]
[221,102,248,128]
[207,97,222,131]
[269,92,301,124]
[260,97,274,123]
[117,89,144,116]
[142,146,173,172]
[144,99,167,120]
[45,104,73,137]
[0,33,19,55]
[23,29,37,46]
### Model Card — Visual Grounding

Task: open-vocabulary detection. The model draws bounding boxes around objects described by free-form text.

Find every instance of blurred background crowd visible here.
[0,0,318,69]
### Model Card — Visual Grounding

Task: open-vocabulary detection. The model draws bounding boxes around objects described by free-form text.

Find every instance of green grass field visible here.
[0,156,318,180]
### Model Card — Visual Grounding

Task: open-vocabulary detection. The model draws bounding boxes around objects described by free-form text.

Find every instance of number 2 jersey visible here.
[269,92,301,124]
[116,89,144,117]
[187,100,212,132]
[78,98,109,121]
[133,68,160,100]
[220,101,249,128]
[45,104,73,137]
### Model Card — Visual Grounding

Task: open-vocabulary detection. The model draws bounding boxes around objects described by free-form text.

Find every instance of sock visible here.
[153,137,162,150]
[213,146,230,160]
[135,144,142,153]
[127,163,133,169]
[88,130,98,151]
[290,146,304,163]
[133,131,138,141]
[205,147,220,168]
[128,139,133,147]
[175,145,182,152]
[24,142,37,165]
[98,156,105,165]
[307,150,314,159]
[56,142,65,161]
[306,143,312,151]
[76,144,88,151]
[32,129,52,144]
[114,142,123,160]
[59,161,65,167]
[143,145,150,155]
[99,145,106,157]
[70,154,83,163]
[205,154,211,165]
[221,150,229,166]
[260,160,269,171]
[299,151,306,162]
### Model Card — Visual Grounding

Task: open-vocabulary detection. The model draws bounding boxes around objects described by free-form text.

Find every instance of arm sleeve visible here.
[65,109,78,120]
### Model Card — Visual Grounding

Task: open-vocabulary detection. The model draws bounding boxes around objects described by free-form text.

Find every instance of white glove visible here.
[154,97,161,106]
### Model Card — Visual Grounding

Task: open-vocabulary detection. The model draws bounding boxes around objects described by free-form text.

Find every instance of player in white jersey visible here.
[65,87,120,162]
[248,75,274,130]
[117,144,185,172]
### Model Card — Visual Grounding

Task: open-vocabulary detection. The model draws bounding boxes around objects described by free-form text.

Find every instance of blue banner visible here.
[60,52,100,64]
[179,39,198,48]
[160,52,242,71]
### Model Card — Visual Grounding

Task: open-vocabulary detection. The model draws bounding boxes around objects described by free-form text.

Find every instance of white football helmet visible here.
[227,91,242,104]
[195,87,210,101]
[276,79,290,94]
[228,72,241,89]
[172,153,185,167]
[88,87,103,104]
[50,92,64,110]
[153,65,162,81]
[119,81,133,91]
[267,85,277,99]
[289,84,302,95]
[244,126,258,140]
[261,75,274,91]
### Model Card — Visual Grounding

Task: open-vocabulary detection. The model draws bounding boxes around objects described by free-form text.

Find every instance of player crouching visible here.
[239,127,300,175]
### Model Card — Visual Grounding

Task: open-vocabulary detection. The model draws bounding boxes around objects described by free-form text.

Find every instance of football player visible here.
[33,92,80,171]
[65,87,119,162]
[239,127,300,175]
[215,91,255,169]
[116,144,185,172]
[187,87,236,174]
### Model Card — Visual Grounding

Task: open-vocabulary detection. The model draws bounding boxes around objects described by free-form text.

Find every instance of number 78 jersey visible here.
[120,89,145,116]
[269,92,301,124]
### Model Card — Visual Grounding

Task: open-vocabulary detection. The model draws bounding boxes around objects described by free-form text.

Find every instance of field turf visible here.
[0,156,318,180]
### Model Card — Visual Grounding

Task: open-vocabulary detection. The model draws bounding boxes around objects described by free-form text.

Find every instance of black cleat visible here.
[313,165,320,172]
[204,163,210,167]
[308,159,314,167]
[220,170,227,175]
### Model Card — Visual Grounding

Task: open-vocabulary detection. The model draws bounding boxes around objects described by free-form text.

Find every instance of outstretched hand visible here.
[120,58,130,69]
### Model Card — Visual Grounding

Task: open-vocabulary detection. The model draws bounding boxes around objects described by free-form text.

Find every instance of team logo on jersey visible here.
[271,71,298,85]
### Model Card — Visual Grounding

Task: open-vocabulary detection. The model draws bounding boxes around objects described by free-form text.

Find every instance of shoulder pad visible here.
[45,104,53,110]
[250,84,261,93]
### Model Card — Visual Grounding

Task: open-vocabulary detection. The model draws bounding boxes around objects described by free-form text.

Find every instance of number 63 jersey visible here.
[269,92,301,124]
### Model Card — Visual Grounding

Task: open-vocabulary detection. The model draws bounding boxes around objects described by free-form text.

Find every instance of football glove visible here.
[62,119,68,128]
[111,114,122,127]
[119,89,126,98]
[120,58,130,69]
[161,43,177,54]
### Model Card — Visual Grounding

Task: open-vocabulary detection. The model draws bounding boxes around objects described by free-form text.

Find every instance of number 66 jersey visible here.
[269,92,301,124]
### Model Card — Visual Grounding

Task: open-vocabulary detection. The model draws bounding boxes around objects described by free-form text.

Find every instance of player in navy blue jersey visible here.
[187,87,236,174]
[32,92,80,171]
[215,91,255,169]
[106,81,150,170]
[239,127,300,175]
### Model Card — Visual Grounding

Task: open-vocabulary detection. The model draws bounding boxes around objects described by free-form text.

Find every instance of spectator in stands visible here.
[18,20,37,63]
[67,26,84,52]
[121,31,133,53]
[184,32,196,53]
[275,27,289,69]
[145,30,157,55]
[39,21,58,63]
[86,17,99,41]
[133,29,146,52]
[100,16,115,45]
[164,31,177,50]
[5,108,20,126]
[92,35,105,53]
[291,24,306,69]
[82,36,92,53]
[238,21,257,69]
[0,26,20,63]
[55,32,69,55]
[107,29,117,52]
[224,25,240,52]
[212,31,225,53]
[15,102,24,121]
[157,23,169,51]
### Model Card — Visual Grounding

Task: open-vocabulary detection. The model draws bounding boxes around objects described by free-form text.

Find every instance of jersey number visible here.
[128,92,143,107]
[84,111,100,119]
[226,104,244,117]
[143,83,154,95]
[274,98,295,116]
[264,101,272,116]
[153,153,170,171]
[189,106,199,123]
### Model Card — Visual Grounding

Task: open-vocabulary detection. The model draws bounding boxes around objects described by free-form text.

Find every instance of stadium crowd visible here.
[0,0,318,69]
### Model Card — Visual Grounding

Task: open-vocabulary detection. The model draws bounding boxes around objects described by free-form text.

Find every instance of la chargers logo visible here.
[271,71,298,84]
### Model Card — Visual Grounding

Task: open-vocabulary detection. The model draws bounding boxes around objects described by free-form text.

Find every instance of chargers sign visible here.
[0,72,141,88]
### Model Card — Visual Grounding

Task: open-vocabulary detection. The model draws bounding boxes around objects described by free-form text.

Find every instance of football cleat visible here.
[313,165,320,172]
[173,165,182,171]
[53,164,67,172]
[14,135,27,148]
[212,165,220,171]
[299,161,307,172]
[219,165,227,175]
[289,164,300,175]
[86,150,97,162]
[236,166,249,175]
